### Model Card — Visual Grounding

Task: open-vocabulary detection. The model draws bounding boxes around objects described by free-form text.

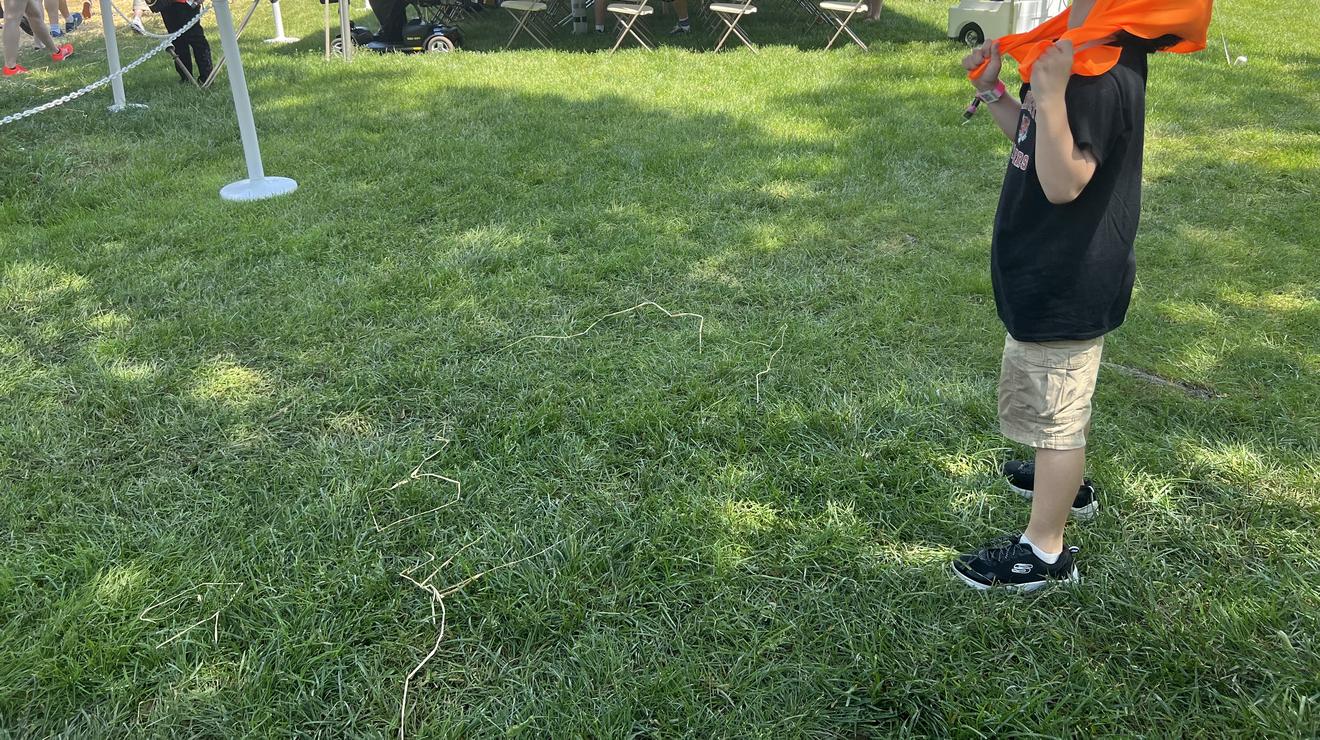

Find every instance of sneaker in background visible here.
[1002,460,1099,521]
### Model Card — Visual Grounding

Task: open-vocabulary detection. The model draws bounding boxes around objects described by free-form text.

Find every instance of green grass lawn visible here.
[2,0,1318,735]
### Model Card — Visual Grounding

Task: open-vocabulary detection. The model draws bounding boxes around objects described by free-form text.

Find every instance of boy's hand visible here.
[963,41,1002,92]
[1032,39,1075,101]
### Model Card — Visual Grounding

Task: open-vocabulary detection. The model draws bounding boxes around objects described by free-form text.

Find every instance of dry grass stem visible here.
[139,582,243,649]
[370,444,463,534]
[755,325,787,403]
[499,301,705,354]
[394,528,580,740]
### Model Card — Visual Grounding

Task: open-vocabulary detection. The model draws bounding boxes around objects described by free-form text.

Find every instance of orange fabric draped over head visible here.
[969,0,1215,83]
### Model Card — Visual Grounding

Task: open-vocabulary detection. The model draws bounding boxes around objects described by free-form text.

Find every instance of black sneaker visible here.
[1002,460,1099,521]
[668,21,691,34]
[952,533,1080,592]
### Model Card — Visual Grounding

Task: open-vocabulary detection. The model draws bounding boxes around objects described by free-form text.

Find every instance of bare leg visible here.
[1022,446,1086,554]
[26,0,58,45]
[673,0,687,20]
[42,0,60,28]
[4,0,30,66]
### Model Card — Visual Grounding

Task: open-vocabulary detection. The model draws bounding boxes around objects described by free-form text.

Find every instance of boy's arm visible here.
[963,42,1021,142]
[1028,40,1099,205]
[985,95,1024,143]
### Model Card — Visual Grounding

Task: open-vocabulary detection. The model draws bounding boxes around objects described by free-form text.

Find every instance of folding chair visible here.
[501,0,551,47]
[606,0,653,52]
[710,0,757,53]
[819,0,874,49]
[553,0,584,26]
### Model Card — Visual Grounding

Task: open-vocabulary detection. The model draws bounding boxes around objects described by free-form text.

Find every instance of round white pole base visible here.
[108,103,149,113]
[264,35,299,43]
[220,175,298,202]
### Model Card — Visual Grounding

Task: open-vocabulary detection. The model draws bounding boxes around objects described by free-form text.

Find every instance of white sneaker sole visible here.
[1009,482,1099,521]
[951,562,1081,593]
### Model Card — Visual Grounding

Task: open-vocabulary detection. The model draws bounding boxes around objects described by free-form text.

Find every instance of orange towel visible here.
[969,0,1215,82]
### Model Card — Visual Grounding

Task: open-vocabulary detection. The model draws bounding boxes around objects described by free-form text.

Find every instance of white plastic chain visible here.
[0,4,208,128]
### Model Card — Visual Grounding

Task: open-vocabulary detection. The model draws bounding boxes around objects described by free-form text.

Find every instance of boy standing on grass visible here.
[160,0,211,84]
[950,0,1212,591]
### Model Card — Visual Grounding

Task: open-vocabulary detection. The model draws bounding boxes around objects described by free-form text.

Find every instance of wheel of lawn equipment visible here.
[959,23,984,47]
[424,33,455,52]
[331,35,356,57]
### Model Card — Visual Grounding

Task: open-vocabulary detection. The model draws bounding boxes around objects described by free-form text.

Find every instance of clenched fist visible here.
[963,41,1002,93]
[1031,39,1075,101]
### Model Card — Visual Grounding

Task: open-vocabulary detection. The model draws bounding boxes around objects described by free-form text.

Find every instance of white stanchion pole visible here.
[264,0,299,42]
[212,0,298,201]
[98,0,145,111]
[337,0,352,60]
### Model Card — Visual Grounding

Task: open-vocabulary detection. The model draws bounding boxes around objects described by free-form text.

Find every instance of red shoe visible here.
[2,64,29,76]
[52,43,74,61]
[82,0,93,18]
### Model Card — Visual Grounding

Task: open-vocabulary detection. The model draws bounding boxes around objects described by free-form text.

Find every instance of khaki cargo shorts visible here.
[998,334,1104,451]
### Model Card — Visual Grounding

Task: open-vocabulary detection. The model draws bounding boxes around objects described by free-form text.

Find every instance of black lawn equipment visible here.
[323,0,468,55]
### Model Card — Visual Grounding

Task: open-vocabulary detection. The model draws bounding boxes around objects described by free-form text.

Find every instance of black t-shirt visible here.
[991,44,1150,342]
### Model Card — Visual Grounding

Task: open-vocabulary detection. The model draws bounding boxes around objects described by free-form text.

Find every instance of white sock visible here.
[1019,532,1061,564]
[595,23,604,31]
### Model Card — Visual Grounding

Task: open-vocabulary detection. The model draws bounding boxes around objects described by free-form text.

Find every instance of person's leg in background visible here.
[369,0,406,45]
[129,0,146,33]
[4,0,65,71]
[181,2,210,81]
[60,0,82,32]
[668,0,688,33]
[23,0,61,52]
[160,1,194,81]
[3,0,28,68]
[42,0,66,36]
